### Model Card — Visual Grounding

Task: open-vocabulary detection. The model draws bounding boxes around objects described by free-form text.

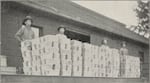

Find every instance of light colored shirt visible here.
[56,33,67,40]
[15,25,35,41]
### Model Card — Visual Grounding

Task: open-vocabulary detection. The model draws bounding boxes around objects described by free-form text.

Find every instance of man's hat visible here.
[58,25,67,31]
[22,16,33,25]
[25,16,32,20]
[59,25,66,28]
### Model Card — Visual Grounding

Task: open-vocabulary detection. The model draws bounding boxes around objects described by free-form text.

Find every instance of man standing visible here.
[15,16,35,74]
[120,41,128,77]
[56,25,67,39]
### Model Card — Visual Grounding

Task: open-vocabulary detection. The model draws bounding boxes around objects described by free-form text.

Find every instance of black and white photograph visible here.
[0,0,150,83]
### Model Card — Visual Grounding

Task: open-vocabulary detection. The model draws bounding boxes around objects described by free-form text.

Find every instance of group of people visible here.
[15,16,67,43]
[15,16,128,75]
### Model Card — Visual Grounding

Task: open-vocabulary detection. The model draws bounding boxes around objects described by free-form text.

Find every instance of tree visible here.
[131,0,150,38]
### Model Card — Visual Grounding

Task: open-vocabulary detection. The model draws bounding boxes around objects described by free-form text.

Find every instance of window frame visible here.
[65,29,90,43]
[31,25,43,37]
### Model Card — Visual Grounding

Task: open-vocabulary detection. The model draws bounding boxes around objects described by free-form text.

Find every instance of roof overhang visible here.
[5,0,149,45]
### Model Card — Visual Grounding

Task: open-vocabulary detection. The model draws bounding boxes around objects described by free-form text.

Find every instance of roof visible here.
[13,0,149,45]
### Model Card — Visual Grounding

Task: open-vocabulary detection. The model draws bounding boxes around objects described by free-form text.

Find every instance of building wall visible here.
[0,1,1,55]
[1,2,149,78]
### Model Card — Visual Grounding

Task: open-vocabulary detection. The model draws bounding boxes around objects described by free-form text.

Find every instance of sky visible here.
[73,1,138,27]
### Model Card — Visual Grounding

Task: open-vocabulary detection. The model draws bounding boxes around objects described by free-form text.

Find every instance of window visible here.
[139,51,144,63]
[31,25,43,38]
[65,30,90,43]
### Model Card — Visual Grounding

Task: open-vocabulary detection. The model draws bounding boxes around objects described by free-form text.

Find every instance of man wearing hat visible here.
[15,16,35,41]
[15,16,35,74]
[56,25,68,40]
